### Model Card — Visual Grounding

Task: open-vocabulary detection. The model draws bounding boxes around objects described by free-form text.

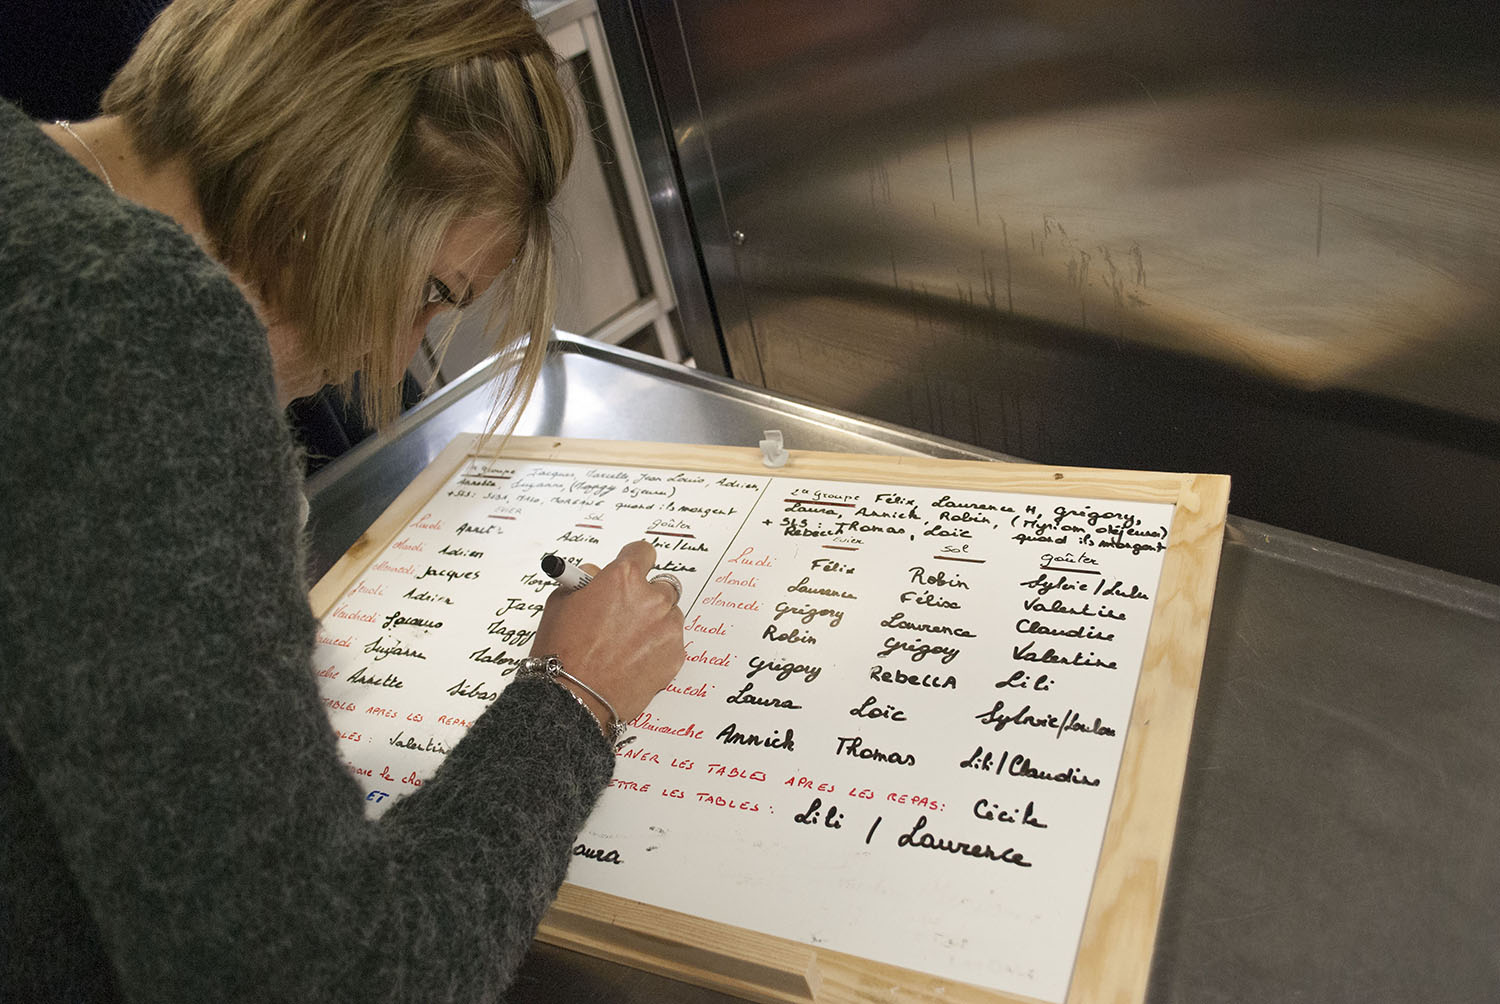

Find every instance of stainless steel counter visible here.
[307,335,1500,1003]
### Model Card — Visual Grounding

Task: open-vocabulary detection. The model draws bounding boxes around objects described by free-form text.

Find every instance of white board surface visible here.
[314,453,1175,1002]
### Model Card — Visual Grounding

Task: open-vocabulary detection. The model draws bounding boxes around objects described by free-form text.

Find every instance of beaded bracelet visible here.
[516,655,628,746]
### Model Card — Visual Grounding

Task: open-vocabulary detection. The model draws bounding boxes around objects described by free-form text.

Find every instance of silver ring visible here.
[649,572,683,605]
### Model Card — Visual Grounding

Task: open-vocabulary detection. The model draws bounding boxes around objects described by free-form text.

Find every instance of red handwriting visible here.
[685,614,727,636]
[699,590,760,612]
[712,571,758,588]
[784,775,835,792]
[705,764,767,781]
[683,645,731,667]
[695,792,760,811]
[887,792,945,811]
[630,713,706,739]
[609,779,651,793]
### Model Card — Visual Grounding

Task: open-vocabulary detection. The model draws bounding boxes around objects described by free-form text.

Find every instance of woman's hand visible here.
[529,540,685,737]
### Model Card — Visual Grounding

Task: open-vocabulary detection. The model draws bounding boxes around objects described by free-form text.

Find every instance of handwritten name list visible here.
[315,456,1175,1001]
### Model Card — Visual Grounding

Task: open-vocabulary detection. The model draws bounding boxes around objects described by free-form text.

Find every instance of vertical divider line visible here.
[683,474,777,611]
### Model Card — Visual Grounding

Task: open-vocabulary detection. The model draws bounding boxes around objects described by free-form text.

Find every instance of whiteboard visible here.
[310,436,1230,1004]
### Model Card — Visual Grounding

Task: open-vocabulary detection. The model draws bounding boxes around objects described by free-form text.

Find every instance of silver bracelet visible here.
[516,655,628,746]
[559,687,608,739]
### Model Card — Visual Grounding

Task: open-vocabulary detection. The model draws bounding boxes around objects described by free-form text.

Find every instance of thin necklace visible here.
[55,120,117,193]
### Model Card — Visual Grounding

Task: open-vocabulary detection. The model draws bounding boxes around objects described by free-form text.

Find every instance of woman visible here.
[0,1,685,1000]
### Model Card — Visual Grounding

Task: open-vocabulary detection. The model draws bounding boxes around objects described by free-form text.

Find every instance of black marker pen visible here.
[540,553,592,590]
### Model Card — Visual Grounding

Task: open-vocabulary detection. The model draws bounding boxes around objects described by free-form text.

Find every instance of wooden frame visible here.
[311,435,1230,1004]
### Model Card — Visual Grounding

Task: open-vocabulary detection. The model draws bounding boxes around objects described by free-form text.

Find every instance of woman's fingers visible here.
[595,540,679,610]
[530,539,686,729]
[611,538,657,576]
[647,572,683,609]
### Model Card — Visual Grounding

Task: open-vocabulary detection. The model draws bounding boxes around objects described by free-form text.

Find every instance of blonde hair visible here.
[102,0,574,427]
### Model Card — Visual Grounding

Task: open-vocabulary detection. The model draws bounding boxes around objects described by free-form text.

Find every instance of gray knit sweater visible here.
[0,100,613,1002]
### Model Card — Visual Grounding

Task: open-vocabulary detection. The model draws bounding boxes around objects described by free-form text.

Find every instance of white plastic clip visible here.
[759,429,788,468]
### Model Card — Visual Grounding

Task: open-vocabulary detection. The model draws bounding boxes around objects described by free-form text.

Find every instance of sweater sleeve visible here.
[0,133,612,1002]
